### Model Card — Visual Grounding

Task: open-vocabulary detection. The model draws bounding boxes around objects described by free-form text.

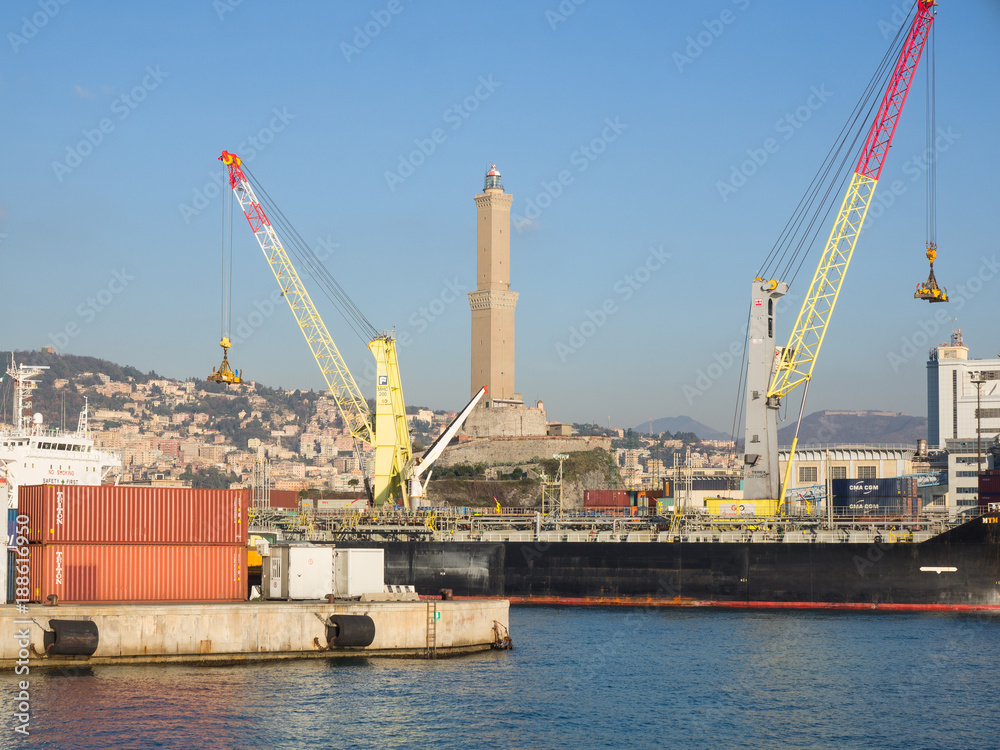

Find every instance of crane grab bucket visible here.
[207,337,243,384]
[914,243,948,303]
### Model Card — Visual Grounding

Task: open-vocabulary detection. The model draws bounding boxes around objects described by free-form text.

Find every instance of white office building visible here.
[927,329,1000,447]
[926,330,1000,515]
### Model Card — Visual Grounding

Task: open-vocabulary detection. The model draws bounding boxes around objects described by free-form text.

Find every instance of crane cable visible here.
[734,2,918,444]
[925,20,936,252]
[728,306,752,465]
[242,165,378,345]
[221,183,234,342]
[755,3,916,285]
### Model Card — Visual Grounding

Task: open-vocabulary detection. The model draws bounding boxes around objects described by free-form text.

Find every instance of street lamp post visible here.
[972,371,986,507]
[553,454,569,520]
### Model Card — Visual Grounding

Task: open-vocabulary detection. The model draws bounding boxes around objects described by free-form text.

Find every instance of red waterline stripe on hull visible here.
[422,595,1000,613]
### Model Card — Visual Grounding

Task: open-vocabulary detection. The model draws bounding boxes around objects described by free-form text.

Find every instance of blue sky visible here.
[2,0,998,434]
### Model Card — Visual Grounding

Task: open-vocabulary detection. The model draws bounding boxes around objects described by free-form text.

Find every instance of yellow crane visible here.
[218,150,409,506]
[217,150,487,508]
[743,1,937,505]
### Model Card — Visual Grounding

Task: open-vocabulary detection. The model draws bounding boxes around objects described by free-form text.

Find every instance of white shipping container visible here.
[334,548,384,598]
[287,545,334,600]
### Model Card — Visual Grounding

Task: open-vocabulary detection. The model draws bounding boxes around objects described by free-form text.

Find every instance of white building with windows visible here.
[779,445,915,489]
[927,329,1000,448]
[943,438,991,516]
[924,330,1000,515]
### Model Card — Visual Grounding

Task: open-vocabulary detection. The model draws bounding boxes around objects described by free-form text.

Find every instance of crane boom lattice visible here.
[767,1,935,401]
[220,151,373,446]
[743,1,936,504]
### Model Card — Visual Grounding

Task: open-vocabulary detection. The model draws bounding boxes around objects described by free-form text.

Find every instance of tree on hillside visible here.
[179,466,238,489]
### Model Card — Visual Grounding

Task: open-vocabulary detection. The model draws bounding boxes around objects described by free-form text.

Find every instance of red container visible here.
[979,475,1000,495]
[269,490,300,510]
[18,485,247,545]
[26,543,246,603]
[584,490,631,507]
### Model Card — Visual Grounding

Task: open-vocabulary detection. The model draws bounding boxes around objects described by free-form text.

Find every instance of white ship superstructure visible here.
[1,357,121,598]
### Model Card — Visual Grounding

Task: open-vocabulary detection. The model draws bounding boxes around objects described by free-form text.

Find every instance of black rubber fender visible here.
[43,619,99,656]
[325,614,375,648]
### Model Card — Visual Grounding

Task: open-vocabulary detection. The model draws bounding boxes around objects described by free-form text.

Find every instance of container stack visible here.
[583,490,665,516]
[18,485,247,603]
[979,470,1000,511]
[583,490,632,509]
[831,478,919,518]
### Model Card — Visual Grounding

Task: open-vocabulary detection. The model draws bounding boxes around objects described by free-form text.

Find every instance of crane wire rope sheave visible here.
[208,183,243,384]
[216,150,489,508]
[741,0,937,509]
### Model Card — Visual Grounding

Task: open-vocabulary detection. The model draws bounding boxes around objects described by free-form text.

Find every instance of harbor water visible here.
[4,606,1000,749]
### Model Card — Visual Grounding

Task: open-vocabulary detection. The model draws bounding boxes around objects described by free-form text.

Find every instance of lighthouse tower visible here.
[469,164,520,406]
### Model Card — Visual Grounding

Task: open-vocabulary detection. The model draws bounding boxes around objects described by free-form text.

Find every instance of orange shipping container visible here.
[583,490,631,507]
[268,490,301,510]
[18,485,247,545]
[26,544,247,603]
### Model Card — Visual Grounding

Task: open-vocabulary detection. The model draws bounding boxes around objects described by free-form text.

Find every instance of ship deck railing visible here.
[256,504,972,545]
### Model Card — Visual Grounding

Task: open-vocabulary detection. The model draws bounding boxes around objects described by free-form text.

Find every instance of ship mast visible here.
[77,396,89,435]
[6,357,49,433]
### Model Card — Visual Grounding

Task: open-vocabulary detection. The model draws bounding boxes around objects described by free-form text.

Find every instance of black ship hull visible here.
[339,515,1000,610]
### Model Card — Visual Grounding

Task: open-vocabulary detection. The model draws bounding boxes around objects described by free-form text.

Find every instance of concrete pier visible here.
[0,598,510,669]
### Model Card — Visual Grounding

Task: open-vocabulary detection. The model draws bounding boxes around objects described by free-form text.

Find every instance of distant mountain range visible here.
[633,416,730,441]
[777,410,927,447]
[634,410,928,446]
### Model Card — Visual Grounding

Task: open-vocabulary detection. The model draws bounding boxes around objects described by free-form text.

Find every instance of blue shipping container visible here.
[833,496,903,514]
[5,550,14,603]
[831,478,916,498]
[6,509,15,551]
